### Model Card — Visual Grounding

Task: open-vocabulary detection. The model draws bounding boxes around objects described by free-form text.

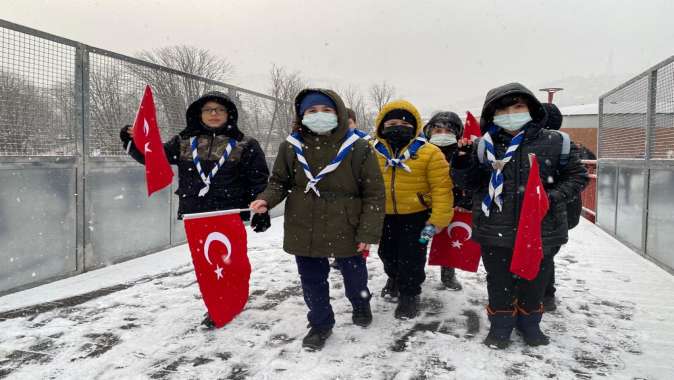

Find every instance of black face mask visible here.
[382,125,415,150]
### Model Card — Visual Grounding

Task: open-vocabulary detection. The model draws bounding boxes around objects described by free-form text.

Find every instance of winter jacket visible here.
[424,112,473,211]
[120,91,269,220]
[373,100,453,228]
[256,88,385,258]
[452,83,589,248]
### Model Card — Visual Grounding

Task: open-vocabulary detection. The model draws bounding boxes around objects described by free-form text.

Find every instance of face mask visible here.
[429,133,457,147]
[382,125,415,149]
[493,112,532,131]
[302,112,338,134]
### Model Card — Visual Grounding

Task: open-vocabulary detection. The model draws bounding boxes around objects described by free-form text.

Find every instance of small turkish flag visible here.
[183,209,251,328]
[428,209,481,272]
[464,111,481,141]
[510,154,550,280]
[132,85,174,196]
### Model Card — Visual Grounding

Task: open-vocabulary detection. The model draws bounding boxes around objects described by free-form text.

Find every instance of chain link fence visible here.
[598,54,674,274]
[0,19,291,294]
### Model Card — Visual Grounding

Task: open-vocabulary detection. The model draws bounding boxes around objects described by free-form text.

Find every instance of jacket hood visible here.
[293,88,349,143]
[479,82,546,133]
[375,100,424,139]
[423,111,463,138]
[180,91,242,139]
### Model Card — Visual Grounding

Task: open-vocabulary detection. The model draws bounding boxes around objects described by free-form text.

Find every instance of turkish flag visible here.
[510,154,550,280]
[132,85,174,196]
[183,209,251,327]
[428,209,481,272]
[464,111,481,141]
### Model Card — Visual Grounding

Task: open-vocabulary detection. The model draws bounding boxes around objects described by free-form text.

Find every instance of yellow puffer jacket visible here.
[373,100,454,228]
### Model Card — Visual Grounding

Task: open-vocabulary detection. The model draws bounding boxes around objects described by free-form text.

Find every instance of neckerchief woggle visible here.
[190,136,237,197]
[286,129,360,197]
[481,125,525,217]
[373,136,427,172]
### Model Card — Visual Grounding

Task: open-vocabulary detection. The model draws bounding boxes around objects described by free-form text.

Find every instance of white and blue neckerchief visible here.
[372,136,427,172]
[481,125,525,217]
[352,128,372,141]
[190,136,237,197]
[286,129,360,197]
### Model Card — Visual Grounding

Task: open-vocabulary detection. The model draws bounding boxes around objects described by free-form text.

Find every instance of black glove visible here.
[250,212,271,233]
[120,125,132,144]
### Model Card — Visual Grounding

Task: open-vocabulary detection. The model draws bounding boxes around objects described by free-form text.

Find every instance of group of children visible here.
[122,82,588,351]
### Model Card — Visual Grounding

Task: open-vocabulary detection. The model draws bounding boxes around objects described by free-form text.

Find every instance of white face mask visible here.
[493,112,532,131]
[429,133,457,147]
[302,112,338,134]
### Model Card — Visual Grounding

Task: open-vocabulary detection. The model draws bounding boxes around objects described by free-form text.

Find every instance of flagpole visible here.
[182,208,253,220]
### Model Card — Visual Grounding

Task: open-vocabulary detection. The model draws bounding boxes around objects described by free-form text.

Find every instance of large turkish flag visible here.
[183,209,251,327]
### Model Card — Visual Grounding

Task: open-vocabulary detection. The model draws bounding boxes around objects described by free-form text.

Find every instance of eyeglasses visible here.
[201,107,227,115]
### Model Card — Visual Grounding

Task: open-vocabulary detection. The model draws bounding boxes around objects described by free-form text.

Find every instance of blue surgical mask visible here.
[429,133,457,147]
[302,112,338,134]
[493,112,532,131]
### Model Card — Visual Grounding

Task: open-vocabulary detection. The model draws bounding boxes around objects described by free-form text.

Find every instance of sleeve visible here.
[255,141,293,209]
[240,138,270,203]
[548,143,590,204]
[450,145,491,192]
[354,143,386,244]
[426,147,454,228]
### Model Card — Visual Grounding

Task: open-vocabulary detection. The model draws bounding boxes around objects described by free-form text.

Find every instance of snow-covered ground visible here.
[1,218,673,379]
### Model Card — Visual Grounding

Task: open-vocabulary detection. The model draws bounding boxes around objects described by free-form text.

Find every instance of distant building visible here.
[559,103,598,158]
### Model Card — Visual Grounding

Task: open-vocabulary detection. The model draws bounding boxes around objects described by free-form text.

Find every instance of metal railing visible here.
[597,54,674,274]
[0,19,292,295]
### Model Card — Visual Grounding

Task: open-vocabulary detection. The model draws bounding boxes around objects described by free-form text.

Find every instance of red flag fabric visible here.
[428,209,482,272]
[183,210,251,328]
[464,111,482,141]
[132,85,174,196]
[510,154,550,280]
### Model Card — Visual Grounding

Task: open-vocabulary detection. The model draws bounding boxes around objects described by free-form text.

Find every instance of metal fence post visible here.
[642,70,657,254]
[73,44,87,274]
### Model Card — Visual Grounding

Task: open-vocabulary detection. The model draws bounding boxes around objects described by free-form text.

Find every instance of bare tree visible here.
[369,81,396,112]
[263,64,305,152]
[131,45,234,134]
[338,84,375,133]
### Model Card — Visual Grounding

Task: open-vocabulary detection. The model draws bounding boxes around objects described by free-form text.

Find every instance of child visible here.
[250,89,385,351]
[372,100,453,319]
[120,91,270,327]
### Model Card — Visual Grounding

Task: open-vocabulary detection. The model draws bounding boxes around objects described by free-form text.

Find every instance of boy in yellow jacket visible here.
[372,100,453,319]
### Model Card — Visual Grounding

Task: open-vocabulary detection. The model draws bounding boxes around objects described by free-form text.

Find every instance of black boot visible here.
[381,278,399,302]
[201,312,216,329]
[483,307,516,349]
[352,302,373,327]
[302,326,333,351]
[440,267,462,291]
[515,304,550,346]
[394,295,419,320]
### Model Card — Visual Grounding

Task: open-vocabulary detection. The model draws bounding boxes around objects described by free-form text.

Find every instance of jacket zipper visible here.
[391,166,398,214]
[206,133,215,158]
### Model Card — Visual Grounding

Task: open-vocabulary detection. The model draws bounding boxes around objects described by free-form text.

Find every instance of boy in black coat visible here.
[452,83,588,349]
[120,91,270,326]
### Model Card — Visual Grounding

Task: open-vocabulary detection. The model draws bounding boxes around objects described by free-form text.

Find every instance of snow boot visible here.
[302,326,333,351]
[394,295,419,320]
[515,304,550,346]
[483,306,516,349]
[201,313,216,329]
[440,267,463,291]
[381,277,399,302]
[542,295,557,312]
[352,302,373,327]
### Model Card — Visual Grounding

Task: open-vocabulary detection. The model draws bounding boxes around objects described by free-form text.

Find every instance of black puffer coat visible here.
[121,91,269,219]
[452,83,588,249]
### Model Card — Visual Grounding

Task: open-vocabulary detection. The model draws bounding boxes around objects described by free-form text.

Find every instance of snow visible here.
[558,104,598,116]
[1,218,673,379]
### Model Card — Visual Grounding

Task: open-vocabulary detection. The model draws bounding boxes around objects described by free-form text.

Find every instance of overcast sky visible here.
[3,0,673,115]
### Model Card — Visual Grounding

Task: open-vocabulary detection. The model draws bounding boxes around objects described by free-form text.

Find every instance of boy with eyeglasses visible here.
[120,91,270,327]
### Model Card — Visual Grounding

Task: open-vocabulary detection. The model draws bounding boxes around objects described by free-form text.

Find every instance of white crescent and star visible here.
[203,232,233,280]
[447,221,472,240]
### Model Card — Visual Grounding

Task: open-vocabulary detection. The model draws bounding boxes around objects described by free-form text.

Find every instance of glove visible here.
[419,224,437,244]
[250,212,271,233]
